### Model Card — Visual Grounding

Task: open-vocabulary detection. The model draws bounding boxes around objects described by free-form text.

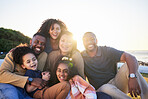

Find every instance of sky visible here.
[0,0,148,51]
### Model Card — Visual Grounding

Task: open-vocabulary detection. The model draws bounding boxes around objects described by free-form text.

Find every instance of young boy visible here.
[13,46,50,97]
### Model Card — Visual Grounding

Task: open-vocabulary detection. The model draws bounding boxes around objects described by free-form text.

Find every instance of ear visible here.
[95,38,98,44]
[29,39,32,46]
[21,64,26,69]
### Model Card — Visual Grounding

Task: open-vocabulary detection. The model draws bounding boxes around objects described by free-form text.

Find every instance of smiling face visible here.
[30,35,46,55]
[49,23,61,40]
[56,63,69,82]
[59,34,73,55]
[21,53,38,70]
[83,33,97,52]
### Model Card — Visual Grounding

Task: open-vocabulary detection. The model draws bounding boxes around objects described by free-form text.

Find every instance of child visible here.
[13,47,70,99]
[52,55,97,99]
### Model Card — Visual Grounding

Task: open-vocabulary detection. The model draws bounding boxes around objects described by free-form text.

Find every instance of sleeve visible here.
[71,75,97,99]
[106,47,124,62]
[72,51,85,79]
[37,52,47,72]
[24,70,35,78]
[0,52,28,88]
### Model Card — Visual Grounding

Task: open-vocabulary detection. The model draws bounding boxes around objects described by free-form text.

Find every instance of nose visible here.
[60,71,64,76]
[36,42,42,47]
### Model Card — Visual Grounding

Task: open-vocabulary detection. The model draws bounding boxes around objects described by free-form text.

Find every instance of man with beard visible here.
[0,32,47,99]
[81,32,148,99]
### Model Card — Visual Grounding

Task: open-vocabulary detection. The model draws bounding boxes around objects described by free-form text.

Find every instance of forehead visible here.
[58,63,69,69]
[61,34,72,40]
[23,53,35,60]
[52,23,60,27]
[83,33,96,39]
[33,35,46,41]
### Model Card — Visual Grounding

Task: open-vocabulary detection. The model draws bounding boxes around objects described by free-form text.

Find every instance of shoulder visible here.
[72,50,83,59]
[49,50,60,56]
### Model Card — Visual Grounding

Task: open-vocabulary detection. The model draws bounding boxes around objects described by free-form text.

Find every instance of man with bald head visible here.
[81,32,148,99]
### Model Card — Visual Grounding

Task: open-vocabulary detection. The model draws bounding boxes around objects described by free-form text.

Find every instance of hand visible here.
[31,78,47,89]
[42,71,50,81]
[128,78,141,97]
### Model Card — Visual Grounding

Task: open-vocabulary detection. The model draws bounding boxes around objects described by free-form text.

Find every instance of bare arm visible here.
[120,52,141,97]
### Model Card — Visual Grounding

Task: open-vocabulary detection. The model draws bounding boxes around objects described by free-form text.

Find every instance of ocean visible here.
[127,50,148,63]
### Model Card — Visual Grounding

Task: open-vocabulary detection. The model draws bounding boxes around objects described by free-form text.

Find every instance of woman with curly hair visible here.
[37,18,67,54]
[45,31,85,82]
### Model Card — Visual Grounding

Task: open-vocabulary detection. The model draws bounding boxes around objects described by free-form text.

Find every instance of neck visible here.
[60,51,69,56]
[50,38,59,50]
[86,47,98,57]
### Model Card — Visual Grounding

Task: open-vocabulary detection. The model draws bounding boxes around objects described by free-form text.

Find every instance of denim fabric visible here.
[0,83,33,99]
[96,92,112,99]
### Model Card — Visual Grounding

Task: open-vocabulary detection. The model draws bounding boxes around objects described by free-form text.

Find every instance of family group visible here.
[0,18,148,99]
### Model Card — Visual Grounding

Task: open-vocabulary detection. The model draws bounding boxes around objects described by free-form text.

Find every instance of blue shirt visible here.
[81,46,124,89]
[24,70,42,97]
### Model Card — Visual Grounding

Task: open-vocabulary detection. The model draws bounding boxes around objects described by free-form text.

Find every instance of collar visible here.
[83,46,101,57]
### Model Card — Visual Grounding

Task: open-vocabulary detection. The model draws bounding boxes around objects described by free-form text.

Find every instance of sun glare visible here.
[73,33,85,52]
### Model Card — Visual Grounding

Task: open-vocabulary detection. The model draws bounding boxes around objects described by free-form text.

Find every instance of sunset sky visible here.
[0,0,148,51]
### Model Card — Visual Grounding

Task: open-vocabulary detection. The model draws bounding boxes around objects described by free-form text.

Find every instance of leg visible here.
[34,81,70,99]
[115,63,148,99]
[97,84,131,99]
[136,71,148,99]
[96,92,112,99]
[0,83,19,99]
[97,63,131,99]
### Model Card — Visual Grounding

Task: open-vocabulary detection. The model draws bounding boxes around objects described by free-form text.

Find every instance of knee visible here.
[60,81,70,90]
[98,84,115,93]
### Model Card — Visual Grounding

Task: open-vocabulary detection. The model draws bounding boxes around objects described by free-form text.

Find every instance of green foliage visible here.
[0,27,31,52]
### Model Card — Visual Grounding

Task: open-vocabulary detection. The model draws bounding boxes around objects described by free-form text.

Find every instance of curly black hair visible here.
[51,55,79,85]
[33,32,46,39]
[37,18,67,39]
[12,47,36,65]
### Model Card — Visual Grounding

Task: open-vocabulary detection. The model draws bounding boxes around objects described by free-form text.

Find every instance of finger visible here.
[138,86,141,95]
[129,90,133,97]
[133,90,137,97]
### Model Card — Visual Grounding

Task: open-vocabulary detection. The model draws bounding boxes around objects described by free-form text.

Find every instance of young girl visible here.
[52,55,97,99]
[37,18,67,54]
[13,46,70,99]
[45,31,85,82]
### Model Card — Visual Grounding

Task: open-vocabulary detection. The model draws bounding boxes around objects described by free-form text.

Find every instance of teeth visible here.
[88,45,93,48]
[36,48,40,51]
[60,77,63,79]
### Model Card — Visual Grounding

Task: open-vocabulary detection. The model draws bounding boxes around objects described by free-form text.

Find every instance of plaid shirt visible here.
[66,75,97,99]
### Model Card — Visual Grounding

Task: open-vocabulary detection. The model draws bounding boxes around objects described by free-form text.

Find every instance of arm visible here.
[0,52,28,88]
[120,52,141,97]
[70,75,97,98]
[72,51,85,79]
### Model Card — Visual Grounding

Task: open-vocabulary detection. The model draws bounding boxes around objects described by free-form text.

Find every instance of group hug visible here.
[0,18,148,99]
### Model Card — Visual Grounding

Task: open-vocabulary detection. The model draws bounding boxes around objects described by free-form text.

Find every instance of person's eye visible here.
[27,60,30,64]
[57,69,61,72]
[41,42,45,46]
[64,70,68,73]
[32,57,36,61]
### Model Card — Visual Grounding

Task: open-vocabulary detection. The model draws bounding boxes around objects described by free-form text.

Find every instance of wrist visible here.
[28,77,34,85]
[129,73,137,79]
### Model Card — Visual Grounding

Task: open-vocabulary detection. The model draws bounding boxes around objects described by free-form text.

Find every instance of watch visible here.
[129,73,137,78]
[28,77,33,85]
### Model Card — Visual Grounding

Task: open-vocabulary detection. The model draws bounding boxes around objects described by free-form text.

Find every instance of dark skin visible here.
[83,32,141,97]
[28,35,47,89]
[120,52,141,97]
